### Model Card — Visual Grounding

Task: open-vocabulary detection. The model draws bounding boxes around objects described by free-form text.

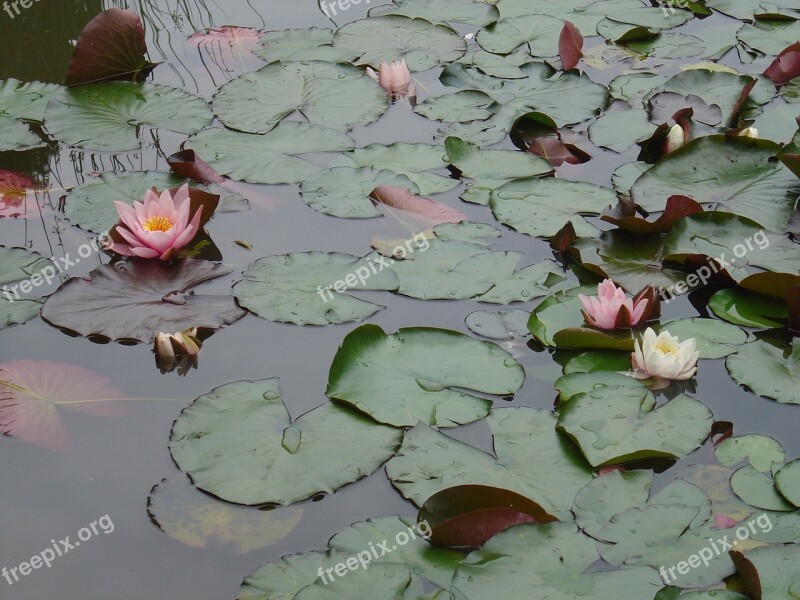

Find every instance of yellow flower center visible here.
[654,339,677,355]
[142,216,173,232]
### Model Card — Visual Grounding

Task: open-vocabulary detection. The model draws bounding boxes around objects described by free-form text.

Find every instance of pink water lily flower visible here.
[578,279,655,330]
[109,184,202,261]
[367,59,416,100]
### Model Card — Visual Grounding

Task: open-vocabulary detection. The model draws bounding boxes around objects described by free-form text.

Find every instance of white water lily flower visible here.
[630,327,699,381]
[738,126,758,139]
[664,123,687,154]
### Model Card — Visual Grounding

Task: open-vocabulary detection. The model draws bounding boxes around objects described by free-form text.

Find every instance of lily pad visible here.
[716,435,786,473]
[557,386,714,467]
[254,28,358,63]
[475,259,568,304]
[0,246,52,329]
[450,522,663,600]
[775,460,800,508]
[495,0,646,34]
[477,15,562,57]
[386,408,593,519]
[413,90,495,123]
[213,61,387,133]
[369,0,500,26]
[64,171,248,234]
[631,136,800,233]
[186,122,354,184]
[170,379,402,505]
[387,240,520,300]
[726,341,800,405]
[326,324,524,428]
[332,15,466,70]
[41,260,245,343]
[573,470,654,538]
[656,318,748,359]
[330,143,458,196]
[708,288,789,328]
[589,106,658,153]
[0,117,42,151]
[43,82,213,152]
[730,544,800,600]
[491,177,617,238]
[730,465,795,512]
[465,308,531,340]
[147,476,303,554]
[301,167,418,219]
[0,78,62,122]
[233,252,398,326]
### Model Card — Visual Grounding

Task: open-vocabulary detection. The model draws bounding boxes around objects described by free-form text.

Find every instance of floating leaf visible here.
[775,459,800,508]
[186,123,354,184]
[726,340,800,405]
[44,82,213,151]
[730,544,800,600]
[147,476,303,554]
[491,178,617,238]
[170,379,402,505]
[369,186,466,228]
[66,8,157,85]
[326,325,524,428]
[0,360,126,451]
[368,0,500,26]
[332,15,466,70]
[601,195,703,234]
[656,318,748,359]
[255,28,358,63]
[213,61,387,133]
[0,116,42,151]
[41,260,245,343]
[716,435,786,472]
[477,14,561,57]
[709,288,788,328]
[764,42,800,86]
[557,386,714,467]
[0,78,62,122]
[386,408,593,519]
[450,522,663,599]
[465,309,531,340]
[730,465,795,512]
[233,252,398,326]
[419,485,557,551]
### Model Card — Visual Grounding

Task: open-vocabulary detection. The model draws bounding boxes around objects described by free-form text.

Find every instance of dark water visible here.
[0,2,798,599]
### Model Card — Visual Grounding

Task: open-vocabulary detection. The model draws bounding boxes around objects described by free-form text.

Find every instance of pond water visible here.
[1,1,799,599]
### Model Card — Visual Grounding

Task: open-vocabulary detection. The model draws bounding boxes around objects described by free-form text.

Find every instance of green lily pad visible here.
[386,408,593,519]
[369,0,500,26]
[557,386,714,467]
[495,0,646,34]
[663,212,800,283]
[431,221,501,246]
[0,79,62,122]
[775,460,800,508]
[413,90,495,123]
[170,379,402,505]
[388,240,520,300]
[626,33,705,59]
[64,171,248,234]
[0,246,51,330]
[562,351,635,375]
[445,137,553,205]
[475,259,569,304]
[332,15,466,70]
[554,371,647,404]
[709,288,789,328]
[573,470,654,538]
[491,177,617,239]
[0,117,42,151]
[301,167,418,219]
[328,517,464,589]
[186,122,354,184]
[326,324,524,428]
[589,107,657,153]
[213,61,387,133]
[730,465,795,512]
[612,161,650,195]
[726,341,800,405]
[330,143,458,196]
[254,28,359,63]
[450,522,663,600]
[456,47,532,79]
[655,318,748,359]
[716,435,786,472]
[476,15,561,57]
[43,82,213,151]
[631,136,800,233]
[730,543,800,600]
[738,19,800,56]
[294,563,412,600]
[609,73,669,106]
[233,252,398,326]
[465,308,530,340]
